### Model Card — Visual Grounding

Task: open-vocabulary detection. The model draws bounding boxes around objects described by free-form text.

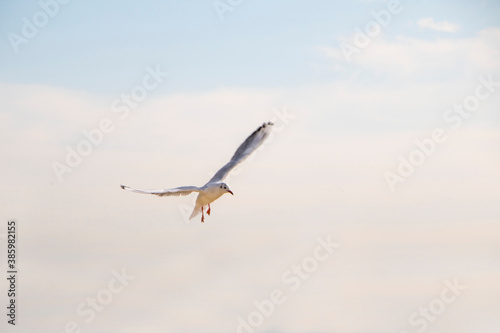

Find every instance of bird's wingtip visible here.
[261,121,274,129]
[120,184,126,190]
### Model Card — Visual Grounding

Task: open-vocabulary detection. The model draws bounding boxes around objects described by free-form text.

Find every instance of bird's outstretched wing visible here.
[205,122,273,185]
[120,185,202,197]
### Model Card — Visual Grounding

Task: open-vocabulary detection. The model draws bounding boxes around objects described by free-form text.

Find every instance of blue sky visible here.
[1,0,499,95]
[1,1,500,333]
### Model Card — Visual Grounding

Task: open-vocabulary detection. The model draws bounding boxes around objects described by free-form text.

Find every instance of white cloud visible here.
[417,17,460,33]
[322,27,500,79]
[2,30,500,330]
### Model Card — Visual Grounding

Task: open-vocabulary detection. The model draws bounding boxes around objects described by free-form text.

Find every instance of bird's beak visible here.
[227,190,234,195]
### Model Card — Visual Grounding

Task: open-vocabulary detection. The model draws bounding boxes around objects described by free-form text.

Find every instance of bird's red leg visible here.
[207,203,211,216]
[201,206,205,223]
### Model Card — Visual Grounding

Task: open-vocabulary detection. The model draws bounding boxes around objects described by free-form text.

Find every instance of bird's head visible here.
[219,182,233,195]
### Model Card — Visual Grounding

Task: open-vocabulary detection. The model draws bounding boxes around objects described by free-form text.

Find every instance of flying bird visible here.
[120,122,274,222]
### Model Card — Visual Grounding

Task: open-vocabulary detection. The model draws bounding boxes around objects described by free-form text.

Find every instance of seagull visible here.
[120,122,274,222]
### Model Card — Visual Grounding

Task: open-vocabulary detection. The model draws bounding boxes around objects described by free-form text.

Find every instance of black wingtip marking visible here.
[260,121,274,130]
[120,185,126,190]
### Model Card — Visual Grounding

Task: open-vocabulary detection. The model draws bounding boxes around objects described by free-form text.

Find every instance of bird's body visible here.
[120,122,273,222]
[189,183,231,221]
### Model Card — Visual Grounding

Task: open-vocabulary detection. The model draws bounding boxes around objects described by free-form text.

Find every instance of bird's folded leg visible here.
[207,203,211,216]
[201,206,205,223]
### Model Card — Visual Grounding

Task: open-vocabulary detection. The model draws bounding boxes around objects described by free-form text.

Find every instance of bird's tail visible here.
[189,205,201,220]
